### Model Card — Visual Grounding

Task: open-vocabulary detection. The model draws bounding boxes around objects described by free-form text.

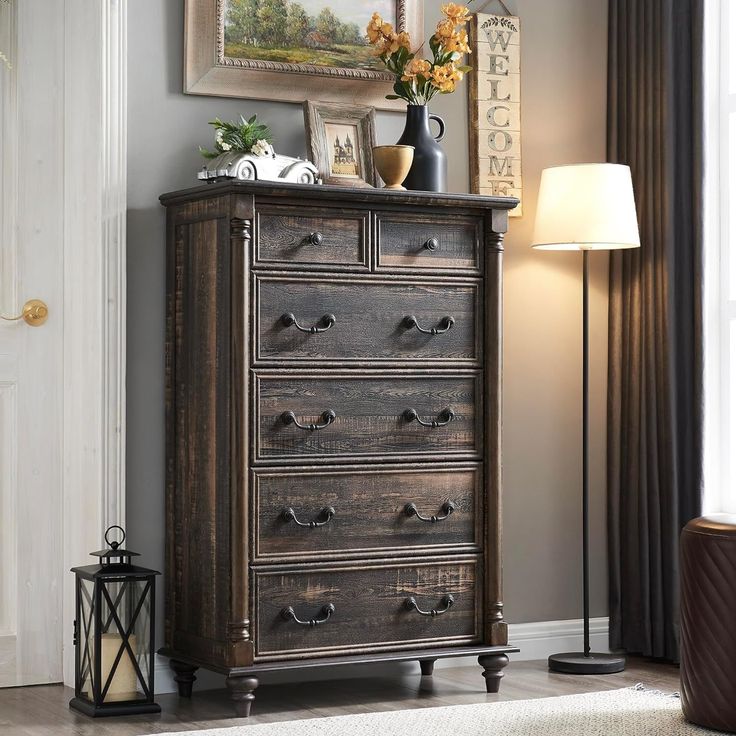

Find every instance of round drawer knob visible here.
[423,237,439,251]
[308,231,324,246]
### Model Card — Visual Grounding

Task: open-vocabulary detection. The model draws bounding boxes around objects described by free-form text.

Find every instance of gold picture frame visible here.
[184,0,423,110]
[304,101,377,187]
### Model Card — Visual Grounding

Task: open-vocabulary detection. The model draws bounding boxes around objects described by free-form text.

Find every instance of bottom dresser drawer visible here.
[253,557,481,660]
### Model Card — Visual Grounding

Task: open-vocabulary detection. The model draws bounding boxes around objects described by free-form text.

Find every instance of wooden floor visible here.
[0,657,679,736]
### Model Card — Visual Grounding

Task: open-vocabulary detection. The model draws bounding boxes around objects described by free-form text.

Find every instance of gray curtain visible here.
[607,0,704,661]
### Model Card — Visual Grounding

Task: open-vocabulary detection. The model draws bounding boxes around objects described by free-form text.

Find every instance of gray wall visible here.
[127,0,610,646]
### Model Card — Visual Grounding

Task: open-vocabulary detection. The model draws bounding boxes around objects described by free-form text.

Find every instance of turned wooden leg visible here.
[478,653,509,693]
[170,659,198,698]
[227,675,259,717]
[420,659,436,676]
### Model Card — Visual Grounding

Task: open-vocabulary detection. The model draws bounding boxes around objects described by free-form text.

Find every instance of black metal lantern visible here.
[69,526,160,717]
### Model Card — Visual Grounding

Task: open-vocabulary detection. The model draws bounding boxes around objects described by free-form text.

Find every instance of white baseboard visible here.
[506,616,610,662]
[153,617,610,694]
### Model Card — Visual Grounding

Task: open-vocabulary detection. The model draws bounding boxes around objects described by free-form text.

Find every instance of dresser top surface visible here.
[159,179,519,211]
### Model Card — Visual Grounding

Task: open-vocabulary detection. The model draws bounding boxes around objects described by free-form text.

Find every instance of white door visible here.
[0,0,127,687]
[0,0,65,687]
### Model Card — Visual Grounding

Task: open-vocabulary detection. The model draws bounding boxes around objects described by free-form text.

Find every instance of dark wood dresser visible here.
[159,180,518,715]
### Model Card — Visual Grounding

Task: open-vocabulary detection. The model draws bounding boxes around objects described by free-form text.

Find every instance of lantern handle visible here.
[104,524,126,549]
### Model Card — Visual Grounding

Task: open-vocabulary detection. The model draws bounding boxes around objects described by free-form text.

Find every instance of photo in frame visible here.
[184,0,423,110]
[303,101,377,187]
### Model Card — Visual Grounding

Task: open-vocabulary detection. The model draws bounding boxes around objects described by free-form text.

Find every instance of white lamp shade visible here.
[531,164,640,251]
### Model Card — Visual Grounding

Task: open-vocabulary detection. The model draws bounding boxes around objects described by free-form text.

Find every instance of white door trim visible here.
[61,0,127,686]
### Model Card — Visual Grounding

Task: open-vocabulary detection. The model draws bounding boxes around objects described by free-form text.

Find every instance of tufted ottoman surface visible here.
[681,514,736,731]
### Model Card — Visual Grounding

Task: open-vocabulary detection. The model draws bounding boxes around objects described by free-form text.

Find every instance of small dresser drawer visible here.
[255,275,480,364]
[253,557,481,660]
[253,464,480,561]
[254,372,481,462]
[255,204,369,270]
[376,212,482,273]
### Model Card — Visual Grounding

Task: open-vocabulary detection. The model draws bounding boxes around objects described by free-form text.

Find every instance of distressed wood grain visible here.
[256,206,369,270]
[253,463,481,561]
[253,557,481,660]
[376,212,482,272]
[161,180,513,711]
[256,276,480,364]
[255,372,481,461]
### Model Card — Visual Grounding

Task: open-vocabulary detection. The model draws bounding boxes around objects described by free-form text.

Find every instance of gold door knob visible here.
[0,299,49,327]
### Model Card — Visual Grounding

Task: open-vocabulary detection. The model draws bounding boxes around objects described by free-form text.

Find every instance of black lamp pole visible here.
[548,250,626,675]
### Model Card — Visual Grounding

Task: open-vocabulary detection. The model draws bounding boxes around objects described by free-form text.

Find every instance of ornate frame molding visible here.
[185,0,423,109]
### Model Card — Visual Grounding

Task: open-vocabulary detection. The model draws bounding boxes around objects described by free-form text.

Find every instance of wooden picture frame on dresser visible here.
[160,180,519,716]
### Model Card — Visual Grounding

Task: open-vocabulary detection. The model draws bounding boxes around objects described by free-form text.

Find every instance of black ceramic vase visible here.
[396,105,447,192]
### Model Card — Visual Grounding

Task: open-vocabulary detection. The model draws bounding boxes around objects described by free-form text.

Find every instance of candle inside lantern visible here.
[100,633,138,701]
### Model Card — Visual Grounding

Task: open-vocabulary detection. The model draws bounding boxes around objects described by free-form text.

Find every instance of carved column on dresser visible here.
[160,181,519,716]
[479,209,510,690]
[484,209,509,639]
[227,215,256,669]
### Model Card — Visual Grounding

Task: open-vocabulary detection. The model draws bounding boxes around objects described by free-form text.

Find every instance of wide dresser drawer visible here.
[254,372,481,462]
[255,204,369,270]
[253,464,481,561]
[253,557,481,660]
[255,275,480,364]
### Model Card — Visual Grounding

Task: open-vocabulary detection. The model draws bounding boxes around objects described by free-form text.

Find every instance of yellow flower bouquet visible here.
[366,3,472,104]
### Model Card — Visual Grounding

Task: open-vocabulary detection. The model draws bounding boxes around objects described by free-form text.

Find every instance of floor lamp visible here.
[531,163,640,674]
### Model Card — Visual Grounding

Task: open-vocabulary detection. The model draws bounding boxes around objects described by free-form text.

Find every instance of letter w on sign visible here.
[468,13,522,215]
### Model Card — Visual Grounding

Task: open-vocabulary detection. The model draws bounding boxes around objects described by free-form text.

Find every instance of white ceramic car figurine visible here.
[198,144,320,184]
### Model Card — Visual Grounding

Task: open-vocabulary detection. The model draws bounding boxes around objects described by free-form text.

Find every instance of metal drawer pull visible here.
[281,312,336,334]
[402,315,455,335]
[403,407,455,427]
[405,594,455,617]
[281,603,336,626]
[307,231,324,246]
[282,506,336,528]
[404,500,456,523]
[423,237,439,251]
[281,409,336,431]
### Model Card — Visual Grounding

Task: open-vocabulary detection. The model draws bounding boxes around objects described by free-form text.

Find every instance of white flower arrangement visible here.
[250,139,271,157]
[199,115,274,160]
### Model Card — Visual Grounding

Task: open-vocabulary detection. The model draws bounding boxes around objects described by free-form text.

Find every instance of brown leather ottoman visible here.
[681,514,736,731]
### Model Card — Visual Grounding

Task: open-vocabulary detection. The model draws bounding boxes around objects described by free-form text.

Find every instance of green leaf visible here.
[385,94,401,100]
[199,145,219,159]
[458,65,472,73]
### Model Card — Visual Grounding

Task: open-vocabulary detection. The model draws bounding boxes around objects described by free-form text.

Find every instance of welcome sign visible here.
[469,13,522,216]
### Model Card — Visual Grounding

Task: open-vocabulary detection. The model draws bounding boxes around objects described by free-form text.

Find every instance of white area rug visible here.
[146,685,713,735]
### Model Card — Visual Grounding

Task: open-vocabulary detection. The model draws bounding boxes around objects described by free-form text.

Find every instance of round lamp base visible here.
[548,652,626,675]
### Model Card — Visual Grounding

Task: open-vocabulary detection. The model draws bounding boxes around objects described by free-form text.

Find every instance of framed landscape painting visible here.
[184,0,423,110]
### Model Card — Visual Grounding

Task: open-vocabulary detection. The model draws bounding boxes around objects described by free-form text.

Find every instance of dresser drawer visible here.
[253,464,480,561]
[255,205,369,270]
[255,276,480,364]
[376,212,482,273]
[253,557,481,660]
[254,372,481,462]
